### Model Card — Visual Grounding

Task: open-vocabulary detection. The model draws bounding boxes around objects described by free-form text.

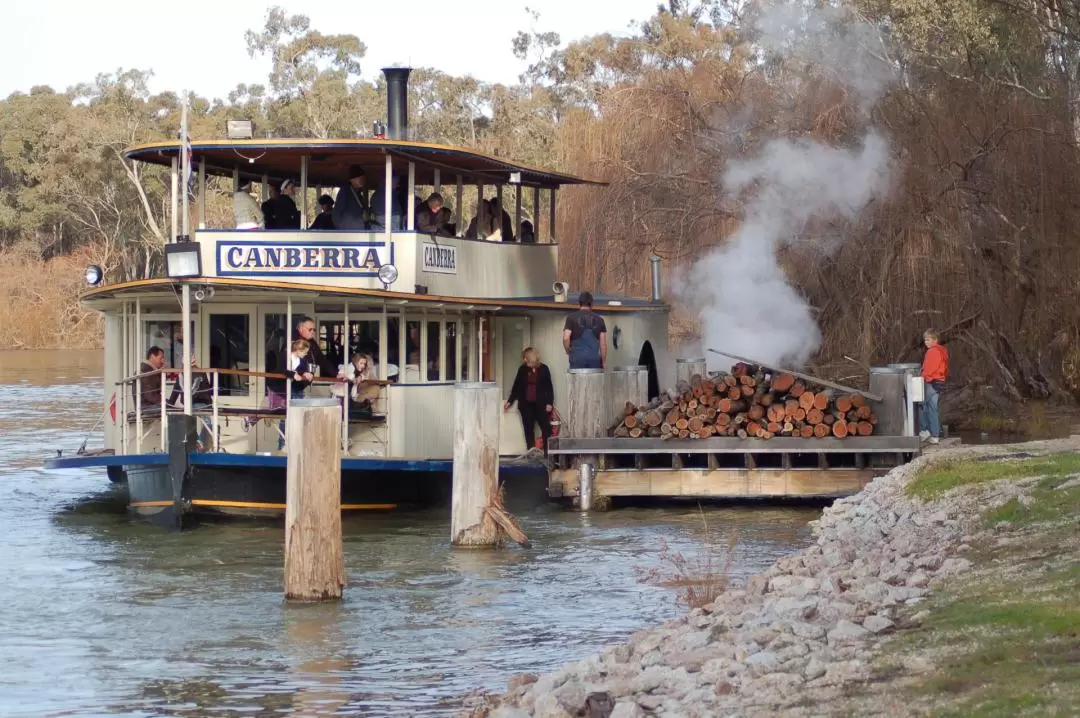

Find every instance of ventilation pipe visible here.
[382,67,412,140]
[650,256,662,302]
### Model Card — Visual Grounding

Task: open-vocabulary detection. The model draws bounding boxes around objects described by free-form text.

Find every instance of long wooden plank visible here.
[547,436,921,455]
[550,468,877,498]
[707,348,883,402]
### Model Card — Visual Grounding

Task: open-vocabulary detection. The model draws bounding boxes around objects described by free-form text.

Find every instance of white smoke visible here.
[677,3,895,370]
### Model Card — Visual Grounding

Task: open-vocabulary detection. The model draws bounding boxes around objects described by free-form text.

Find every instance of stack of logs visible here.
[612,362,877,440]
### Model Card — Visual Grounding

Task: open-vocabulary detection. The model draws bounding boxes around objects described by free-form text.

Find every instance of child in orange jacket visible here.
[919,329,949,443]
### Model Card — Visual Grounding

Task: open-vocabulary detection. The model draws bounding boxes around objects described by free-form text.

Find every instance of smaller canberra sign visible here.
[217,240,391,277]
[421,242,457,275]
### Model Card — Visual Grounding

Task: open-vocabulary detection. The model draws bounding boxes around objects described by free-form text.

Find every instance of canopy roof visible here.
[123,139,606,190]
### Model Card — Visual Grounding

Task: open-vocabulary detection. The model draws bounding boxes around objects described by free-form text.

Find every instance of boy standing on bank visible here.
[919,329,949,444]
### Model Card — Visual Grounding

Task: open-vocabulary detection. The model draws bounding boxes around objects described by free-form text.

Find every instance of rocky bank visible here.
[479,437,1080,717]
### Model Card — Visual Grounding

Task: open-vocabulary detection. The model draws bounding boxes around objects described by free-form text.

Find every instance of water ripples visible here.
[0,351,820,716]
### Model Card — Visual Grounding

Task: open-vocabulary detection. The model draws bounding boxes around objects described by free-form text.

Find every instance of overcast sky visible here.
[1,0,661,99]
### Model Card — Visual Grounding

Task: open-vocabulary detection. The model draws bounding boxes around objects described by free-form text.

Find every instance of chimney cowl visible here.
[382,67,412,141]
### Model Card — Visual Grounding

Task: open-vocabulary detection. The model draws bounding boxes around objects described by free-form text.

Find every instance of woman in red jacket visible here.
[919,328,949,444]
[504,347,555,454]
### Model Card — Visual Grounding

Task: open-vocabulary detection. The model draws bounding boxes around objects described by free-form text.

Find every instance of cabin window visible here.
[143,320,193,369]
[386,317,401,376]
[318,321,347,367]
[209,314,251,396]
[348,319,381,372]
[427,321,442,381]
[461,319,473,380]
[446,321,458,382]
[264,314,288,378]
[405,320,421,382]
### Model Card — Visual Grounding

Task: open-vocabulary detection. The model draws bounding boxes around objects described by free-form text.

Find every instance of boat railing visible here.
[116,367,389,455]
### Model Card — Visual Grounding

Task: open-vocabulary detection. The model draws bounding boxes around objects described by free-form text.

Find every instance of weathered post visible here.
[566,367,606,511]
[676,357,707,386]
[285,397,344,602]
[626,364,649,406]
[451,382,501,547]
[607,366,633,428]
[566,368,607,439]
[868,366,906,438]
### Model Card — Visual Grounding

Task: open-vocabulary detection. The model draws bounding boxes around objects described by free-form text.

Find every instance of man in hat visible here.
[233,180,263,229]
[309,194,336,230]
[275,179,301,229]
[333,165,370,230]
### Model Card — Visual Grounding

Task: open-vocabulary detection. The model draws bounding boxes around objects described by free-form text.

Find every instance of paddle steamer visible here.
[44,68,673,526]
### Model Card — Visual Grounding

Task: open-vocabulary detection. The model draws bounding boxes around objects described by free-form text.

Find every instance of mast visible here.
[180,93,193,417]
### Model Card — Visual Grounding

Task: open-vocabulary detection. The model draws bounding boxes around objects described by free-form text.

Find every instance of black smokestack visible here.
[382,67,412,141]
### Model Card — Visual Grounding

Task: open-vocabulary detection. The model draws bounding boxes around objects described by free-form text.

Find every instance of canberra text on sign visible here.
[422,242,457,274]
[217,242,391,276]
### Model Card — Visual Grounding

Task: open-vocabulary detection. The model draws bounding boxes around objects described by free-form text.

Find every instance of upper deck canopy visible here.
[123,138,606,190]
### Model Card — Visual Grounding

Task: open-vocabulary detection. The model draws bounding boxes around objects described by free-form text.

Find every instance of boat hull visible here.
[46,453,550,528]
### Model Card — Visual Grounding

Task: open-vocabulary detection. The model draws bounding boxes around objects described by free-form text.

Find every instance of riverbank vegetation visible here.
[3,1,1080,412]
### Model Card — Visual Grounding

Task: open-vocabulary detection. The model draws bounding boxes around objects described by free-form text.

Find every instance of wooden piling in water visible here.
[451,382,501,547]
[285,398,345,602]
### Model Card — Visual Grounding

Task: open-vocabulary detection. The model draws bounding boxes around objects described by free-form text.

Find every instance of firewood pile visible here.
[612,362,877,440]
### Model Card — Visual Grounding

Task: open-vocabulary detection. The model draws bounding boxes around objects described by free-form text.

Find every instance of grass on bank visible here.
[878,451,1080,717]
[905,451,1080,501]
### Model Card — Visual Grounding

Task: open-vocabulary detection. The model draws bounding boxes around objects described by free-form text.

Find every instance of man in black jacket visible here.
[294,316,342,391]
[503,347,555,454]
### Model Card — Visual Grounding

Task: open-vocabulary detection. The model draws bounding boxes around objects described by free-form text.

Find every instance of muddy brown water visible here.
[0,350,825,717]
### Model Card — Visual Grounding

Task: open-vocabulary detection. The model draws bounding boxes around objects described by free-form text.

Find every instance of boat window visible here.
[142,320,193,369]
[348,319,381,372]
[404,320,421,382]
[446,321,458,382]
[264,313,288,379]
[427,321,442,381]
[209,314,251,396]
[461,319,472,381]
[318,320,347,367]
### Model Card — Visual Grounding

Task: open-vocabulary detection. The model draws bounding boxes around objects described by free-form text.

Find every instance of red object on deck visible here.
[537,406,562,449]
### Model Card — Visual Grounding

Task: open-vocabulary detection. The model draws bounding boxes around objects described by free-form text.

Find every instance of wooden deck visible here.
[547,435,919,500]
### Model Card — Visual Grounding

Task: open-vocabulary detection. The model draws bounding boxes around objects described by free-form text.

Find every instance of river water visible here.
[0,350,819,717]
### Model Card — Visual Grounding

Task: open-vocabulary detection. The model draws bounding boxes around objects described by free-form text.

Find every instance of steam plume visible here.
[678,3,894,369]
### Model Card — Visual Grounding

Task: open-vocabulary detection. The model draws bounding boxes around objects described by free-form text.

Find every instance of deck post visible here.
[198,157,206,229]
[549,187,556,243]
[407,161,416,231]
[455,175,463,236]
[284,397,345,602]
[532,186,541,243]
[300,155,309,229]
[514,187,522,243]
[450,382,501,547]
[676,357,707,386]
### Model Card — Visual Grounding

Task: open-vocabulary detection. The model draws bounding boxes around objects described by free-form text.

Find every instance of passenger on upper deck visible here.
[519,220,536,243]
[233,181,263,230]
[333,166,370,230]
[415,193,454,237]
[491,197,515,242]
[275,179,301,229]
[261,184,280,229]
[137,347,166,407]
[370,174,404,230]
[466,198,514,241]
[309,195,336,230]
